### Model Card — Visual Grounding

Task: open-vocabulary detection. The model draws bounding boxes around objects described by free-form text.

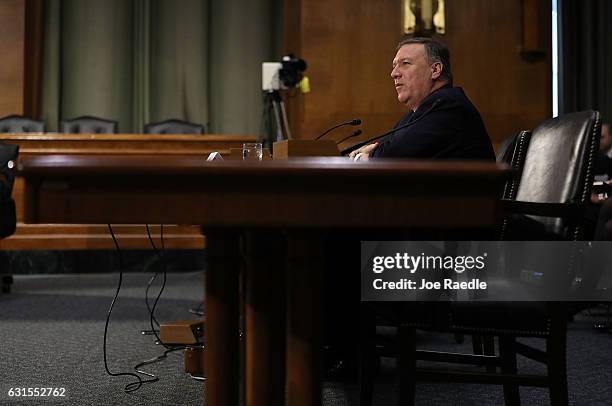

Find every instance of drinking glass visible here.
[242,142,263,160]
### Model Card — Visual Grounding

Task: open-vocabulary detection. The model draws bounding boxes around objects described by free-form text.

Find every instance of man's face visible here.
[391,44,439,110]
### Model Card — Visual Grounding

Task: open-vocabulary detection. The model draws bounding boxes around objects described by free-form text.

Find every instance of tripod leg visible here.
[279,99,293,140]
[270,93,287,141]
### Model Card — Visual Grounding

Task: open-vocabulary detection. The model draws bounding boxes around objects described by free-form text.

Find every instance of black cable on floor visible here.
[104,224,155,393]
[141,225,163,334]
[144,224,173,349]
[104,224,185,393]
[124,346,187,392]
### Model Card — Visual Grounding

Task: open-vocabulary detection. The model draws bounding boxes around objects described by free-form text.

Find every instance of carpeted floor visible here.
[0,272,204,405]
[1,272,611,405]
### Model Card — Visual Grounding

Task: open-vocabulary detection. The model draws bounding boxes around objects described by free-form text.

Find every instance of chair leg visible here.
[1,274,13,294]
[483,335,495,355]
[471,334,496,372]
[499,336,520,405]
[397,325,416,406]
[359,305,376,406]
[472,334,483,355]
[547,326,569,406]
[483,334,496,373]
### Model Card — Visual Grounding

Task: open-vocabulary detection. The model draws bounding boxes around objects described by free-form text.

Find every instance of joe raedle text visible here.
[372,278,487,291]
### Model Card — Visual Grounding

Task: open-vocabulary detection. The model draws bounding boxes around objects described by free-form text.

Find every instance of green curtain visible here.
[209,0,281,134]
[41,0,280,134]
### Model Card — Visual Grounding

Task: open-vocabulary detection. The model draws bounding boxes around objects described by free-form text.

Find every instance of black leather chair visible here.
[60,116,118,134]
[358,131,534,386]
[144,119,205,134]
[360,111,601,406]
[0,115,45,133]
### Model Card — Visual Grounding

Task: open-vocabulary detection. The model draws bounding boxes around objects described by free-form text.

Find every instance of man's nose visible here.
[391,68,399,79]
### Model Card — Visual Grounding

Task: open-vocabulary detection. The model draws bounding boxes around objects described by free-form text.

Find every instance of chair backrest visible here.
[514,110,601,237]
[144,119,204,134]
[0,115,45,133]
[496,130,531,200]
[60,116,118,134]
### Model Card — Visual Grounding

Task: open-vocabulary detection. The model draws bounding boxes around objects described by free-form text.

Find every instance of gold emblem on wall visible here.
[403,0,446,36]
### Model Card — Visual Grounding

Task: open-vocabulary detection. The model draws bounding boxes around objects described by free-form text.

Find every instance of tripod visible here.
[262,90,292,148]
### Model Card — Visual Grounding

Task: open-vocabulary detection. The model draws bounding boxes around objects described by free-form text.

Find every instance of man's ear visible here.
[431,62,443,80]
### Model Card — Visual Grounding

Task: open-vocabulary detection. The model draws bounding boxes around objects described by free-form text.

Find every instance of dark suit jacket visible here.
[370,85,495,160]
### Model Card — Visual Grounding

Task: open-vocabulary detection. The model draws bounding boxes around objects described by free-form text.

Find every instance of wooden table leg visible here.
[286,232,324,406]
[245,230,287,406]
[204,230,241,406]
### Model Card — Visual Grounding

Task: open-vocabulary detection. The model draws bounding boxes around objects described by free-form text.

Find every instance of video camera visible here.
[262,55,307,91]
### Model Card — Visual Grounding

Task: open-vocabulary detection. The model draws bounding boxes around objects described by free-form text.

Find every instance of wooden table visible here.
[18,155,510,406]
[0,133,256,250]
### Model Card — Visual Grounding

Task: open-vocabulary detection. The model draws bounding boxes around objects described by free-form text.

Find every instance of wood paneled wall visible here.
[0,0,26,116]
[284,0,552,148]
[444,0,551,144]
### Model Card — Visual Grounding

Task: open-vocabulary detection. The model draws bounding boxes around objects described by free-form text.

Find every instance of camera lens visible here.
[279,55,307,88]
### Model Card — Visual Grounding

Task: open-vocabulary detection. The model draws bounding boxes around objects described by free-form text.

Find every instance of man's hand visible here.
[348,142,379,160]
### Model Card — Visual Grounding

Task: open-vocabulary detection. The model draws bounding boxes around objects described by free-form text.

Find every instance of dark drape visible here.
[560,0,612,122]
[41,0,281,134]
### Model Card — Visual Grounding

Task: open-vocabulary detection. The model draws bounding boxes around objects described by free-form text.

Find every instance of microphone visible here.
[315,119,361,140]
[335,129,362,145]
[340,99,442,156]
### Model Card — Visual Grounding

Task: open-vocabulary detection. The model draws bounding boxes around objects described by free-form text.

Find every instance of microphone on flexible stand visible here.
[340,124,410,156]
[315,119,361,140]
[340,99,442,156]
[335,129,363,145]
